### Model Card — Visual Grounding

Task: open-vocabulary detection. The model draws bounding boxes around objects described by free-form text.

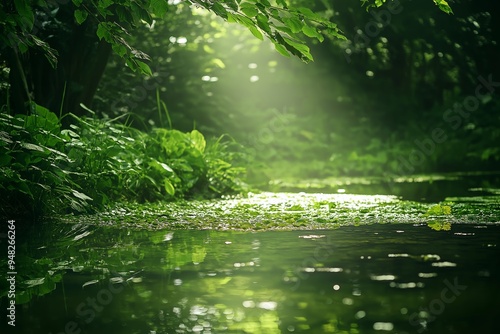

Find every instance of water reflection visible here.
[1,224,499,333]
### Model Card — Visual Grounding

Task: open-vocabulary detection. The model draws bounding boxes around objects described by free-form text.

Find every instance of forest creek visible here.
[1,0,500,333]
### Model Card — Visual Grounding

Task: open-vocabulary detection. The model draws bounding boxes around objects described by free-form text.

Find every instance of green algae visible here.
[57,191,500,231]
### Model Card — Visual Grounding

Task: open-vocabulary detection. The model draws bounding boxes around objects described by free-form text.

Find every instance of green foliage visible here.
[0,104,90,219]
[427,220,451,231]
[64,110,250,206]
[425,203,452,216]
[362,0,453,14]
[1,0,453,74]
[1,104,250,220]
[203,135,250,196]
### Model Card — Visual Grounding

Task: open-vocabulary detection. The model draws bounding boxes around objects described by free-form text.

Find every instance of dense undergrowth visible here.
[0,103,249,221]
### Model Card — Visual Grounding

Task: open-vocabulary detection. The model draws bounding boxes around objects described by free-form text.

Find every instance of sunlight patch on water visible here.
[373,322,394,331]
[370,274,397,281]
[418,272,438,278]
[316,267,343,272]
[258,301,278,310]
[389,282,425,289]
[431,261,457,267]
[242,300,255,308]
[298,234,326,239]
[355,310,366,319]
[388,253,410,258]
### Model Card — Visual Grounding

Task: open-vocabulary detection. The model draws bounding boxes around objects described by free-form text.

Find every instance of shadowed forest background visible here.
[92,0,499,178]
[1,0,499,219]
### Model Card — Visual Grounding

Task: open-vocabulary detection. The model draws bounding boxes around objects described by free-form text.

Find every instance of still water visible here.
[2,223,499,334]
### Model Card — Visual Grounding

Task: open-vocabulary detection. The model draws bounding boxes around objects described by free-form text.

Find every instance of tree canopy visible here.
[2,0,452,71]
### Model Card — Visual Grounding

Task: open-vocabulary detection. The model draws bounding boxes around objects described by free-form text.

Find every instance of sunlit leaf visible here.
[273,43,290,57]
[160,162,174,173]
[433,0,453,14]
[25,278,45,288]
[72,190,93,202]
[256,13,271,34]
[190,130,206,153]
[164,179,175,196]
[136,60,153,76]
[240,3,258,17]
[283,17,303,34]
[302,25,324,42]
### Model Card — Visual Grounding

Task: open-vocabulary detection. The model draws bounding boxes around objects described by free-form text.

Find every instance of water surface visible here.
[2,223,499,334]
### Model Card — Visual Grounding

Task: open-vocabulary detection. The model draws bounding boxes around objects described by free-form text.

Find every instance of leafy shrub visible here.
[1,104,250,220]
[0,104,90,220]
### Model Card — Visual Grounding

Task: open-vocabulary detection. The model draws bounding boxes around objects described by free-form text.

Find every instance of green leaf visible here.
[283,17,303,34]
[211,2,228,19]
[20,142,45,152]
[224,0,239,11]
[150,0,169,17]
[112,43,128,57]
[297,7,316,20]
[99,0,114,9]
[273,43,290,57]
[159,162,174,173]
[136,60,153,76]
[14,0,35,29]
[425,204,452,216]
[276,0,287,8]
[274,25,293,35]
[25,278,45,288]
[302,24,324,42]
[240,3,258,17]
[96,23,111,41]
[190,130,206,153]
[74,9,88,24]
[72,190,93,201]
[129,58,153,76]
[164,179,175,196]
[283,37,313,62]
[233,14,263,40]
[256,13,271,34]
[433,0,453,14]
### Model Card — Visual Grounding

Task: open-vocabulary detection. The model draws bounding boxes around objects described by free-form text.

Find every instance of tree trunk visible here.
[6,4,112,121]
